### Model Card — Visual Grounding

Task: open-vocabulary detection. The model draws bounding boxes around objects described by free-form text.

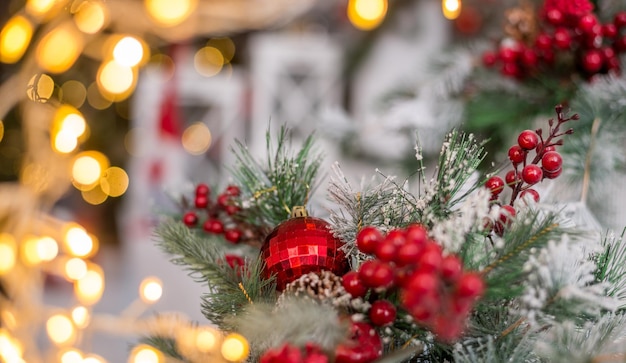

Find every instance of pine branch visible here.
[594,230,626,310]
[230,125,323,228]
[140,336,189,362]
[154,221,276,329]
[453,334,537,363]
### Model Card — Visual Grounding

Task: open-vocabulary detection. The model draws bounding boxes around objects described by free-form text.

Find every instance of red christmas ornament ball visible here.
[260,212,349,291]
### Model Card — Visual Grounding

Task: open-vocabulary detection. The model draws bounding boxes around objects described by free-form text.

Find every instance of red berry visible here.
[535,33,552,50]
[508,145,525,164]
[541,49,555,65]
[441,255,463,283]
[342,271,368,298]
[203,219,224,234]
[615,11,626,28]
[501,62,521,78]
[607,56,621,71]
[418,243,443,273]
[553,28,572,49]
[541,151,563,172]
[224,229,242,243]
[217,193,230,208]
[195,195,209,208]
[577,14,598,33]
[615,36,626,52]
[518,130,539,150]
[522,165,543,185]
[603,23,618,38]
[183,212,198,226]
[538,142,556,153]
[455,273,485,299]
[406,271,439,296]
[582,50,603,73]
[369,300,397,326]
[520,48,538,67]
[356,226,383,255]
[545,8,564,25]
[485,176,505,195]
[225,185,241,196]
[225,204,240,215]
[359,260,394,289]
[544,168,562,179]
[602,47,616,61]
[482,51,497,67]
[195,183,210,196]
[405,224,428,245]
[505,170,519,188]
[433,316,464,343]
[225,254,245,268]
[375,238,398,263]
[498,47,518,63]
[396,240,423,267]
[495,205,515,235]
[385,229,406,246]
[520,189,540,203]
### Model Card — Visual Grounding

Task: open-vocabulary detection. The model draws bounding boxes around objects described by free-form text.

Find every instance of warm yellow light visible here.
[196,329,217,352]
[64,257,88,280]
[220,333,249,362]
[46,314,76,345]
[100,167,129,197]
[22,235,42,265]
[74,1,107,34]
[0,234,17,274]
[59,348,83,363]
[83,355,107,363]
[0,329,24,362]
[207,38,235,62]
[36,236,59,262]
[1,310,17,330]
[87,82,113,110]
[442,0,462,20]
[27,74,55,103]
[193,46,224,77]
[97,60,134,95]
[61,80,88,108]
[36,23,84,74]
[75,265,105,305]
[139,277,163,303]
[0,120,4,143]
[113,36,144,67]
[145,0,197,26]
[72,155,102,186]
[0,15,33,64]
[347,0,388,31]
[82,184,109,205]
[71,306,90,329]
[26,0,59,17]
[64,225,94,257]
[61,113,87,137]
[129,344,163,363]
[182,122,212,155]
[53,130,78,154]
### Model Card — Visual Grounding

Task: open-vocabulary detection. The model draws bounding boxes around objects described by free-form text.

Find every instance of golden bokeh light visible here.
[149,54,175,80]
[0,329,24,362]
[72,155,102,186]
[144,0,197,27]
[27,74,55,103]
[100,166,129,197]
[46,314,76,345]
[64,225,94,257]
[139,277,163,303]
[36,22,84,74]
[75,265,105,305]
[21,235,42,266]
[347,0,388,31]
[196,328,218,352]
[61,80,88,108]
[0,310,17,330]
[0,15,33,64]
[74,0,108,34]
[113,36,144,67]
[0,234,17,274]
[182,122,212,155]
[62,114,87,138]
[59,349,83,363]
[83,355,107,363]
[26,0,65,18]
[129,344,163,363]
[220,333,249,362]
[0,120,4,143]
[82,183,109,205]
[87,82,113,110]
[64,257,88,281]
[70,306,90,329]
[124,127,146,157]
[36,236,59,262]
[97,60,135,96]
[207,38,235,62]
[442,0,462,20]
[54,129,78,154]
[193,46,224,77]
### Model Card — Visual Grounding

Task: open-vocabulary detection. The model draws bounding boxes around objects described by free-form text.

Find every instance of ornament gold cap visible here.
[291,206,308,218]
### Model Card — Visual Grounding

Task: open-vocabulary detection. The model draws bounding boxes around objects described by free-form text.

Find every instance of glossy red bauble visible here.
[358,260,394,289]
[356,226,383,255]
[518,130,539,150]
[183,212,198,226]
[577,14,598,33]
[369,300,397,326]
[522,165,543,185]
[374,238,398,262]
[195,183,210,196]
[260,215,349,291]
[195,195,209,208]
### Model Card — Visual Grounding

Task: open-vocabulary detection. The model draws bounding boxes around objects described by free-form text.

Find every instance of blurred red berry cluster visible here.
[482,0,625,79]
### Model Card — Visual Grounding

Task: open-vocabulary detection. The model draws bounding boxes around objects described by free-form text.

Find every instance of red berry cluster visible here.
[482,1,626,79]
[181,184,245,244]
[484,105,577,233]
[342,225,484,342]
[260,342,328,363]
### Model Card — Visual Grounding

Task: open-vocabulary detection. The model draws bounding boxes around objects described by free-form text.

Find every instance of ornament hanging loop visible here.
[291,206,308,218]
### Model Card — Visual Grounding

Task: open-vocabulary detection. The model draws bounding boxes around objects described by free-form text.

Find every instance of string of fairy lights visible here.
[0,0,462,362]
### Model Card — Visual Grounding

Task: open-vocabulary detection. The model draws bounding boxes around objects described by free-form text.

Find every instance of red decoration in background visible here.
[260,214,349,291]
[158,45,182,139]
[542,0,594,25]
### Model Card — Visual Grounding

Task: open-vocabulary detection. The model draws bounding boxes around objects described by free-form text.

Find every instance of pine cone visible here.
[278,271,352,308]
[505,1,538,44]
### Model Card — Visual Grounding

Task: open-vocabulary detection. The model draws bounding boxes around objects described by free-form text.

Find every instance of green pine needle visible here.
[140,336,188,362]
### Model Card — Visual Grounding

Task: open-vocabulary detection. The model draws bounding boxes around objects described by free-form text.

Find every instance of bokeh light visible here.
[26,0,63,18]
[75,265,105,305]
[207,38,235,62]
[36,23,84,74]
[100,167,129,197]
[36,236,59,262]
[64,257,88,281]
[0,15,33,64]
[71,306,90,329]
[129,344,163,363]
[220,333,249,362]
[194,47,224,77]
[59,349,83,363]
[21,235,42,265]
[61,80,88,108]
[113,36,144,67]
[82,183,109,205]
[182,122,212,155]
[27,74,55,102]
[0,120,4,143]
[46,314,76,345]
[443,0,462,20]
[196,328,217,352]
[83,355,107,363]
[139,277,163,303]
[87,82,113,110]
[72,155,102,186]
[64,224,94,257]
[0,234,17,274]
[0,329,23,362]
[54,130,78,154]
[144,0,197,27]
[347,0,388,31]
[74,0,108,34]
[97,60,135,97]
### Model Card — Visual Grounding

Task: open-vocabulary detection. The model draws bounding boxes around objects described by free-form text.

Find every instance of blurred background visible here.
[1,0,625,362]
